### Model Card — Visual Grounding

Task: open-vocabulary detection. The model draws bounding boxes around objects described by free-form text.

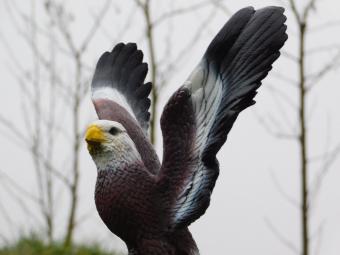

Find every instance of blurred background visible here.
[0,0,339,254]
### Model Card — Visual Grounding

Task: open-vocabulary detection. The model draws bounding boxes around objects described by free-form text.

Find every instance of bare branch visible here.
[0,115,72,188]
[306,49,340,92]
[270,170,300,208]
[152,0,212,26]
[1,0,100,245]
[266,85,297,130]
[271,71,299,86]
[308,142,340,162]
[0,116,29,146]
[0,233,10,245]
[160,8,218,86]
[134,0,144,8]
[281,50,299,62]
[3,0,33,43]
[266,85,297,110]
[79,0,112,54]
[0,199,17,238]
[0,169,44,229]
[40,156,72,188]
[0,34,28,80]
[156,8,174,74]
[313,220,326,255]
[47,3,77,55]
[306,44,340,55]
[74,207,96,227]
[303,0,318,23]
[0,179,43,227]
[264,217,300,254]
[211,0,231,15]
[288,0,302,24]
[254,111,298,140]
[309,20,340,32]
[0,24,72,105]
[0,170,40,204]
[106,5,138,42]
[310,143,340,204]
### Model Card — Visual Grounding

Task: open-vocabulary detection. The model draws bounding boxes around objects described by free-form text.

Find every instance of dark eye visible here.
[109,127,120,136]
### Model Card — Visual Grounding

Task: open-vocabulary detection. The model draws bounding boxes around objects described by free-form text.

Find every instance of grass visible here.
[0,236,120,255]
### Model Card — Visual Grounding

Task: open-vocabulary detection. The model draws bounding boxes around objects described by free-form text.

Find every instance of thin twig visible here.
[79,0,112,54]
[254,111,298,140]
[306,49,340,92]
[264,217,300,254]
[161,8,218,85]
[0,116,29,146]
[271,71,298,86]
[313,220,326,255]
[303,0,317,23]
[0,170,40,204]
[152,0,212,26]
[310,143,340,204]
[281,50,299,62]
[270,170,300,208]
[309,20,340,32]
[288,0,301,24]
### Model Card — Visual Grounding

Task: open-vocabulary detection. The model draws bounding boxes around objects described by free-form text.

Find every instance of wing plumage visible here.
[92,42,152,133]
[159,6,288,228]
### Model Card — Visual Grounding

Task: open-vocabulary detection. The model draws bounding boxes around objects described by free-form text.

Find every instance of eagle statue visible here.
[85,6,288,255]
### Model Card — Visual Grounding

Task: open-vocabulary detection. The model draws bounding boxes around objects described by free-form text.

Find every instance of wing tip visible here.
[200,5,288,160]
[91,42,152,131]
[204,5,287,64]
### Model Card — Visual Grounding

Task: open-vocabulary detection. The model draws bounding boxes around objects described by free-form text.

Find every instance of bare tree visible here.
[0,0,111,248]
[0,0,59,243]
[45,1,112,246]
[258,1,340,255]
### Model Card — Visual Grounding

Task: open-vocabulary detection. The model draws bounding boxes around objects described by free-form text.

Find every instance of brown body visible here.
[95,163,198,254]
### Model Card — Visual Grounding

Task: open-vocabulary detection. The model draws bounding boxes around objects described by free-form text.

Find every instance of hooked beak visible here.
[85,124,106,144]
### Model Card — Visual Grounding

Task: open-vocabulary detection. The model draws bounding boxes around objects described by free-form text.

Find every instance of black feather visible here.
[202,6,288,162]
[92,42,152,131]
[135,82,152,98]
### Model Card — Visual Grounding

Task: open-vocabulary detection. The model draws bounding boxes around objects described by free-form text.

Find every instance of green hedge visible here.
[0,237,120,255]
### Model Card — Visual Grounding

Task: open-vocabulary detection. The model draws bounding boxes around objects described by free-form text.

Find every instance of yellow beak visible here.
[85,125,106,143]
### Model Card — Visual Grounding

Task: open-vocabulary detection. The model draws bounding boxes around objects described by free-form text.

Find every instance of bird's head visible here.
[85,120,141,170]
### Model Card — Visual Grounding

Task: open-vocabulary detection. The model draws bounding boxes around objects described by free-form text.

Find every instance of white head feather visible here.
[85,120,142,171]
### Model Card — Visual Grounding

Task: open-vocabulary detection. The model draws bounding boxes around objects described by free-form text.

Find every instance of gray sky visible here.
[0,0,340,254]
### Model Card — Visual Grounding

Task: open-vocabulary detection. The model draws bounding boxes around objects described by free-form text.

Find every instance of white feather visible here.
[92,86,136,121]
[175,61,223,222]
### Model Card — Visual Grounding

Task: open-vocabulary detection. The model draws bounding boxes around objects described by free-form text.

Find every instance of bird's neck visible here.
[92,144,142,172]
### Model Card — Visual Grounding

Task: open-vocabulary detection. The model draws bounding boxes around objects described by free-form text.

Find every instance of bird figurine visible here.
[85,6,287,255]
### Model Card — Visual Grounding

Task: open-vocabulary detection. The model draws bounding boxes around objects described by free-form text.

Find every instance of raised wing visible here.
[91,43,160,174]
[92,42,152,131]
[158,6,288,228]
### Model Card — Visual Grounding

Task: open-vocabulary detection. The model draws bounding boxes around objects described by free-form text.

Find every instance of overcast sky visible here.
[0,0,340,254]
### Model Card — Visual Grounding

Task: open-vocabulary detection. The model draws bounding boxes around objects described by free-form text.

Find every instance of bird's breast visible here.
[94,164,161,241]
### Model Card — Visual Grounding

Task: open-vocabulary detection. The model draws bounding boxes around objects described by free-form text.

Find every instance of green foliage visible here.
[0,236,120,255]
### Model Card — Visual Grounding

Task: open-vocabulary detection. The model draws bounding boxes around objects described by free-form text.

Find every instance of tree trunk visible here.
[298,22,309,255]
[63,56,82,248]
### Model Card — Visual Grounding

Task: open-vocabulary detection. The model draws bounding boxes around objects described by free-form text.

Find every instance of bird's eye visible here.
[109,127,120,136]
